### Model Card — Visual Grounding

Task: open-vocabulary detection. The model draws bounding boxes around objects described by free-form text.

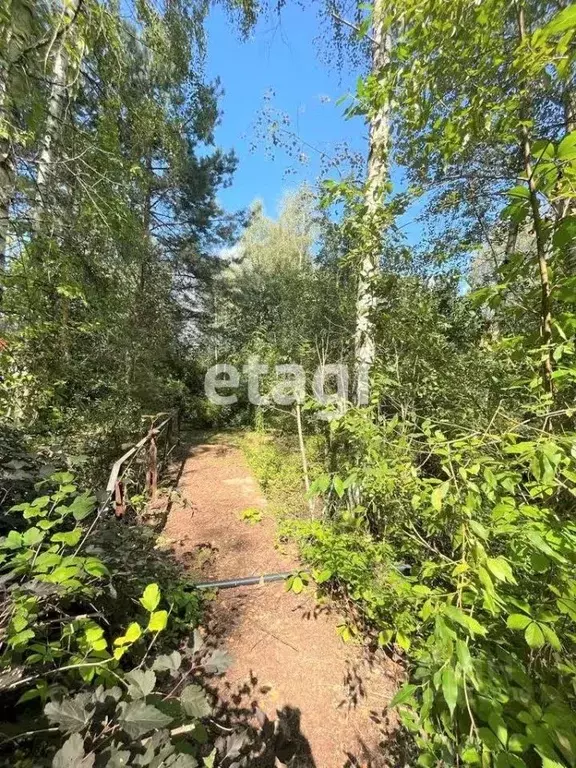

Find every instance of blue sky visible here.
[204,3,366,219]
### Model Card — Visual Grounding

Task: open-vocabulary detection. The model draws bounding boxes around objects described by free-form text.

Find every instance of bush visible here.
[0,474,230,767]
[293,409,576,768]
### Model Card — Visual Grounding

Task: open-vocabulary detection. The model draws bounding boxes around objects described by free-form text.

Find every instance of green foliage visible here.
[0,479,227,767]
[204,187,356,430]
[293,408,576,767]
[238,507,263,524]
[283,4,576,762]
[0,0,240,465]
[240,431,323,519]
[7,1,576,767]
[285,571,310,595]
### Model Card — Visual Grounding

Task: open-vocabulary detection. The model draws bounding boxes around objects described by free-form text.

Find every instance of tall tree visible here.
[32,0,82,231]
[0,0,241,434]
[354,0,390,404]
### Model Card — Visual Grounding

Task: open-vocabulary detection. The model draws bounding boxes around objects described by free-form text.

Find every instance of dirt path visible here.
[163,436,400,768]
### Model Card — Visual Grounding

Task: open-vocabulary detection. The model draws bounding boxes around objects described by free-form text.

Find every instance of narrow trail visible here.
[163,435,400,768]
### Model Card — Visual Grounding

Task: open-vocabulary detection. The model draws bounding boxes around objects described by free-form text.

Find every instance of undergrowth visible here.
[282,409,576,768]
[0,468,262,767]
[239,430,323,520]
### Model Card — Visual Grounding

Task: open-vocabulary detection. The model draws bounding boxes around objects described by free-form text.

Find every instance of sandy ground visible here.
[163,438,401,768]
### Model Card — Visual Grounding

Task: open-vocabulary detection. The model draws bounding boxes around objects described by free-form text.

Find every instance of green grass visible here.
[238,430,324,520]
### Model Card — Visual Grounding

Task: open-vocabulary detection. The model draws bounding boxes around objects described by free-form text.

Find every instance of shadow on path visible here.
[165,434,401,768]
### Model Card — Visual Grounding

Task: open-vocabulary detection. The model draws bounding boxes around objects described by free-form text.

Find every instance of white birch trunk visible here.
[33,0,81,231]
[354,0,390,405]
[0,25,13,276]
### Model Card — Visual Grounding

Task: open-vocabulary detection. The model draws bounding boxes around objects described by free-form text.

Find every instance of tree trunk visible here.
[516,2,554,396]
[559,88,576,272]
[354,0,390,405]
[33,0,81,231]
[0,25,13,283]
[129,154,154,386]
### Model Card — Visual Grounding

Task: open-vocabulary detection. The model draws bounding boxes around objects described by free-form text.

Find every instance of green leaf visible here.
[85,626,104,644]
[119,701,172,739]
[125,669,156,700]
[441,665,458,715]
[541,4,576,37]
[503,442,536,455]
[1,530,23,549]
[507,757,528,768]
[378,629,394,646]
[540,623,561,650]
[388,683,417,708]
[148,610,168,632]
[153,650,182,675]
[553,220,576,253]
[488,712,508,746]
[83,558,109,577]
[333,475,345,498]
[456,639,472,671]
[45,694,91,734]
[431,481,449,511]
[541,758,566,768]
[114,622,142,646]
[558,131,576,160]
[470,520,489,540]
[140,583,161,612]
[478,727,501,751]
[310,474,330,495]
[32,495,51,508]
[525,622,545,648]
[462,747,481,764]
[11,613,28,632]
[69,494,97,522]
[291,575,304,594]
[486,557,515,583]
[23,527,45,547]
[51,472,75,484]
[507,614,532,630]
[532,139,555,160]
[396,631,411,651]
[9,628,35,648]
[314,568,332,584]
[180,684,212,718]
[444,605,487,636]
[508,733,530,753]
[507,185,530,200]
[52,733,94,768]
[557,597,576,621]
[47,565,81,584]
[51,529,82,547]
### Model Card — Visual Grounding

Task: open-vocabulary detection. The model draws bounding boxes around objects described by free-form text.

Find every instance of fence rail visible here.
[106,412,179,517]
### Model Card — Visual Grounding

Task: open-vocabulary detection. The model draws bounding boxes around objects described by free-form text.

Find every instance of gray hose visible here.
[194,572,291,590]
[193,563,410,591]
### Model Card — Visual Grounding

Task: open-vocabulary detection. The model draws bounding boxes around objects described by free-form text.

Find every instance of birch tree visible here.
[354,0,390,405]
[33,0,82,231]
[0,17,12,276]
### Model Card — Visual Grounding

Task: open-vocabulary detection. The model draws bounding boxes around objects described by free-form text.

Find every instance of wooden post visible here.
[114,481,125,518]
[295,403,315,515]
[146,432,158,500]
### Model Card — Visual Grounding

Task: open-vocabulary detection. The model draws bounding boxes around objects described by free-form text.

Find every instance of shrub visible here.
[0,474,229,767]
[294,409,576,767]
